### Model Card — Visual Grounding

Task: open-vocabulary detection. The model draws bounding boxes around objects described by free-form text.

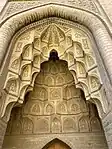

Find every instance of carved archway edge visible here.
[0,2,112,33]
[0,4,112,121]
[0,3,112,77]
[0,17,109,122]
[0,4,112,79]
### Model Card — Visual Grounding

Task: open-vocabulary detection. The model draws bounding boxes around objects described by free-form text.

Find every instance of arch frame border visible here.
[0,3,112,83]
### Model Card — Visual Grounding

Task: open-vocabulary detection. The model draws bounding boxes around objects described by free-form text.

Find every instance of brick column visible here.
[102,111,112,149]
[0,118,7,149]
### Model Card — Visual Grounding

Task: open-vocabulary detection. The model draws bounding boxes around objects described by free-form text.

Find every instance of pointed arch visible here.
[0,6,110,122]
[42,138,71,149]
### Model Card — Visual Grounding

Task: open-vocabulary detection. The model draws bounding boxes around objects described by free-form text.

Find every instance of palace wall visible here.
[0,1,112,149]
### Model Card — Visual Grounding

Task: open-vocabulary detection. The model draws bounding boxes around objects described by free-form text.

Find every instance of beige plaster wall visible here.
[98,0,112,22]
[0,0,7,12]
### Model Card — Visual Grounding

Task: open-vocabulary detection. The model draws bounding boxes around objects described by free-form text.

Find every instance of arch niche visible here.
[1,17,108,119]
[0,3,112,149]
[3,51,108,149]
[42,138,71,149]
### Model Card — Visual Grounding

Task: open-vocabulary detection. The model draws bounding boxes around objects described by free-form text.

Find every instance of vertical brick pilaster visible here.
[0,118,7,149]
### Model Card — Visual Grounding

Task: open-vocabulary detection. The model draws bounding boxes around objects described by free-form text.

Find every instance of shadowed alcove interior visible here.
[2,50,108,149]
